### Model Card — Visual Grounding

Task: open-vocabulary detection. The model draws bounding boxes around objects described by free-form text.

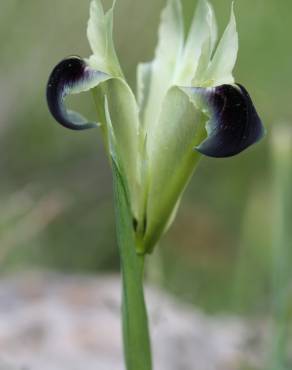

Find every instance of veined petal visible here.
[182,84,265,157]
[46,56,111,130]
[143,87,208,252]
[200,3,238,86]
[178,0,217,85]
[87,0,122,76]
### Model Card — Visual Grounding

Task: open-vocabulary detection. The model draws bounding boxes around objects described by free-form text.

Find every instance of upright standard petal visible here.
[177,0,217,85]
[138,0,184,128]
[200,3,238,86]
[87,0,122,76]
[46,56,110,130]
[182,84,265,157]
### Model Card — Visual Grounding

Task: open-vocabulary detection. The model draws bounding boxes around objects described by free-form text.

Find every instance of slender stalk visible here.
[112,163,152,370]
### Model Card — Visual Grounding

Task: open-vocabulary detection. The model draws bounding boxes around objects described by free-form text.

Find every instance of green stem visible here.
[112,163,152,370]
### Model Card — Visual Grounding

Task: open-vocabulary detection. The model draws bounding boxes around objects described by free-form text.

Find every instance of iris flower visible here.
[46,1,265,369]
[46,0,264,254]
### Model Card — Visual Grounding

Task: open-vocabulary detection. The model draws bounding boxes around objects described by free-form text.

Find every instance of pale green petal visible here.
[206,0,217,54]
[87,0,122,76]
[192,36,214,86]
[155,0,184,61]
[143,87,208,252]
[139,0,184,130]
[200,3,238,86]
[177,0,217,85]
[135,0,185,251]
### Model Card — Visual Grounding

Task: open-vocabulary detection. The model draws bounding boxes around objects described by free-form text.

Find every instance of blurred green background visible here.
[0,0,291,322]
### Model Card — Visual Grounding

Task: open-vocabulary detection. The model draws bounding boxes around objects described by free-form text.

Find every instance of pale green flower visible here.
[47,0,264,253]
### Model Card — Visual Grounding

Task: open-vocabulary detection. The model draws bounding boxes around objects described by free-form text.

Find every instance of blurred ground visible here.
[0,273,268,370]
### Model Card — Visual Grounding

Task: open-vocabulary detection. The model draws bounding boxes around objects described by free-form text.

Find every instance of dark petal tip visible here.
[194,83,265,158]
[46,56,101,131]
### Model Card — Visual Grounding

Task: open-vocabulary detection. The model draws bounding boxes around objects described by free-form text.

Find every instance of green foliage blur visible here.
[0,0,291,317]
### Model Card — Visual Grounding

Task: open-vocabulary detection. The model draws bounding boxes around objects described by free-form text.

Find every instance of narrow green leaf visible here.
[94,78,141,219]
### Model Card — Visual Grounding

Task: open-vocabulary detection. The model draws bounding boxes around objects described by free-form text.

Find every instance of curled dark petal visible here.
[46,56,107,130]
[191,84,265,157]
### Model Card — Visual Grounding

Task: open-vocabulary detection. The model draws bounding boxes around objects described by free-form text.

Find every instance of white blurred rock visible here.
[0,273,265,370]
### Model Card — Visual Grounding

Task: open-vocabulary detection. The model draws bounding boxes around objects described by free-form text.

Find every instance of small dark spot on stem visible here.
[143,216,147,234]
[132,217,138,232]
[132,215,147,236]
